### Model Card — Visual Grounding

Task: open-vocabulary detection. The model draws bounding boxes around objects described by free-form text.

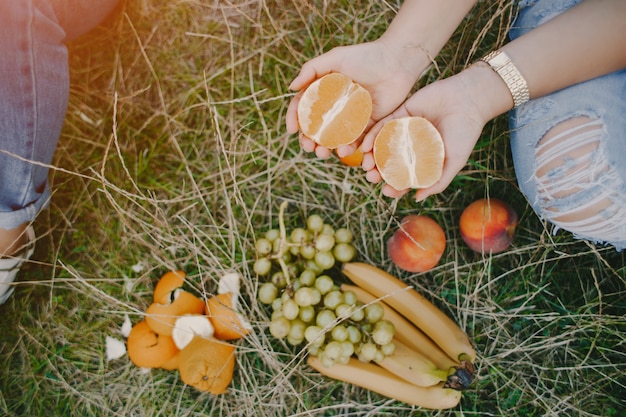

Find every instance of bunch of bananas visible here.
[307,262,476,410]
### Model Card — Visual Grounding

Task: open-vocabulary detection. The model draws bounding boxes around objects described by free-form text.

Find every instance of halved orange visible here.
[373,116,444,190]
[297,72,372,149]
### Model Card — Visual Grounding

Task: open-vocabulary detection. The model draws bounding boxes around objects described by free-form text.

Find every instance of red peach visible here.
[387,215,446,273]
[459,198,518,254]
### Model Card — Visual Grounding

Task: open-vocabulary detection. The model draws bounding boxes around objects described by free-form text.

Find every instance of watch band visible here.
[480,50,530,108]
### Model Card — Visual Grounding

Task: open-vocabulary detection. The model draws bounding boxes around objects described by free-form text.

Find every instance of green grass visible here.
[1,1,625,416]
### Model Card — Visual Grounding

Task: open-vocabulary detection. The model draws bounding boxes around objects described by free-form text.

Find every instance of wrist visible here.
[458,63,517,123]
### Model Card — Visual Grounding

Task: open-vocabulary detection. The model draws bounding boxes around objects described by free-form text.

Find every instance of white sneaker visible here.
[0,226,35,304]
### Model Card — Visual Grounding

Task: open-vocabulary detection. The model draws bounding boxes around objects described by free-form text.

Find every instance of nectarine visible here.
[459,198,518,254]
[387,215,446,273]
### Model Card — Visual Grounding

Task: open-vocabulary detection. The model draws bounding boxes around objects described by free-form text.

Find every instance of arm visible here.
[363,0,626,200]
[473,0,626,122]
[286,0,477,158]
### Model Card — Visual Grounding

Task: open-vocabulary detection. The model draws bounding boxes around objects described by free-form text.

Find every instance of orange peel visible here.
[178,336,236,395]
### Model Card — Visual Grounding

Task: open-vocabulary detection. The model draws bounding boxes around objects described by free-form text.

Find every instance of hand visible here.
[286,38,430,159]
[361,67,492,201]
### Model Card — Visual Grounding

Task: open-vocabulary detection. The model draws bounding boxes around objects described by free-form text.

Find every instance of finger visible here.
[299,134,317,153]
[365,168,382,184]
[382,184,409,198]
[314,145,332,159]
[336,142,358,158]
[361,151,375,171]
[286,92,303,134]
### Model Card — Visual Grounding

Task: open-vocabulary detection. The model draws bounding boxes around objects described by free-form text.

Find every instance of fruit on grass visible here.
[127,320,178,369]
[178,336,236,395]
[387,214,446,273]
[336,147,364,167]
[297,72,372,149]
[307,356,462,410]
[145,290,206,336]
[460,198,518,254]
[376,338,451,387]
[153,270,186,304]
[373,116,444,190]
[205,293,252,340]
[342,262,476,365]
[172,314,215,350]
[341,283,457,370]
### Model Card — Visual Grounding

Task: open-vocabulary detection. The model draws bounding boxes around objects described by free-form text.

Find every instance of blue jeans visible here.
[0,0,119,230]
[509,0,626,250]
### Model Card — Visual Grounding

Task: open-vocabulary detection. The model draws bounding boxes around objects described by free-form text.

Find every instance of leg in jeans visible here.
[509,0,626,250]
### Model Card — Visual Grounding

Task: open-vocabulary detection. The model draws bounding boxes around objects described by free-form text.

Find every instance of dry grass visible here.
[1,1,624,416]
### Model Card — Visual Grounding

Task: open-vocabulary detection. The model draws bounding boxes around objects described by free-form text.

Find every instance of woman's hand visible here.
[361,65,502,201]
[286,38,430,159]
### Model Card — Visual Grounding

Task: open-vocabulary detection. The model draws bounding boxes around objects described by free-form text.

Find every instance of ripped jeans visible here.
[509,0,626,250]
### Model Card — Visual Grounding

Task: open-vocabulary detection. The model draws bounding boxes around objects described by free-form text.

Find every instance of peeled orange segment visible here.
[297,72,372,149]
[373,116,445,190]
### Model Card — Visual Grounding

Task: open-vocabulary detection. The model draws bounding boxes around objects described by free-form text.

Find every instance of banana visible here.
[376,338,449,387]
[307,355,462,410]
[341,283,458,370]
[342,262,477,364]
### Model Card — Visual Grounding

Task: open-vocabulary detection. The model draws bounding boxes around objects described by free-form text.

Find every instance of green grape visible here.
[330,324,349,342]
[307,345,320,356]
[342,290,358,306]
[346,325,362,344]
[298,305,316,323]
[334,227,353,244]
[305,259,324,275]
[299,244,316,260]
[314,234,335,252]
[287,336,304,346]
[290,227,309,245]
[258,282,278,304]
[365,302,385,323]
[335,303,354,319]
[349,304,365,322]
[380,341,396,356]
[315,308,336,329]
[306,214,325,233]
[269,316,291,339]
[271,298,282,313]
[357,342,378,362]
[323,290,344,310]
[324,340,343,362]
[304,325,325,347]
[282,298,300,320]
[270,309,283,321]
[372,319,395,346]
[314,275,334,295]
[271,271,287,289]
[333,242,356,263]
[289,244,301,256]
[265,228,280,242]
[340,340,355,358]
[294,287,320,307]
[299,269,317,287]
[314,250,335,270]
[255,238,273,255]
[288,319,306,341]
[318,352,335,368]
[321,224,335,235]
[253,257,272,276]
[374,349,385,363]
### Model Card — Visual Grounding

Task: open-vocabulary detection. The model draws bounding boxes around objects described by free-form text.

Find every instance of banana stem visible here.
[443,359,475,391]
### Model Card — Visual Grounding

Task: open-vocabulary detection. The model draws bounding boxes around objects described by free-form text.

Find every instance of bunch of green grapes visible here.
[255,213,396,367]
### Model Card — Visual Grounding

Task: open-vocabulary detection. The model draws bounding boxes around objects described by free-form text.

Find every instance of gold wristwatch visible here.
[480,51,530,108]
